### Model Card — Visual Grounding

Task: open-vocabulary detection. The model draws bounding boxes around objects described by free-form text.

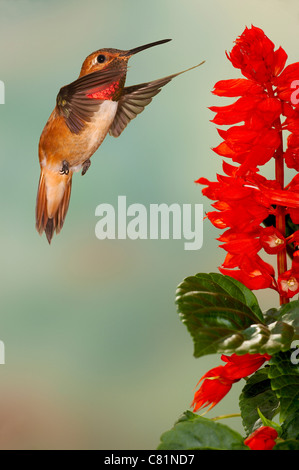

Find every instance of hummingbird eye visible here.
[97,54,106,64]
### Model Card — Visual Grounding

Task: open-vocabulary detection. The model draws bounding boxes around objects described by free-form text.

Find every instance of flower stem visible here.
[275,132,288,305]
[275,157,287,250]
[267,84,288,305]
[211,413,241,421]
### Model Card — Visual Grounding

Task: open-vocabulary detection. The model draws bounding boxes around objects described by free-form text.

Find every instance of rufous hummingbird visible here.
[36,39,204,243]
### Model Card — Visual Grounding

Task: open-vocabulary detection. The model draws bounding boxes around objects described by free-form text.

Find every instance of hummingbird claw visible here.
[60,160,69,175]
[81,159,91,176]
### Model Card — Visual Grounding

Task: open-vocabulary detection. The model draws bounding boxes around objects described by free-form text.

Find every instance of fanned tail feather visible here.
[35,169,72,244]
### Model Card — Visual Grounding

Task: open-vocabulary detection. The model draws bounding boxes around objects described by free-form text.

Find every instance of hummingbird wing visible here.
[56,68,126,134]
[109,62,205,138]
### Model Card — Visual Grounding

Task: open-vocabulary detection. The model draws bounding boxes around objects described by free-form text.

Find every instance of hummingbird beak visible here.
[120,39,172,57]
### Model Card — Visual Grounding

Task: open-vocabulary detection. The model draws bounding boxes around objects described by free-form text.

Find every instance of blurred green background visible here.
[0,0,298,450]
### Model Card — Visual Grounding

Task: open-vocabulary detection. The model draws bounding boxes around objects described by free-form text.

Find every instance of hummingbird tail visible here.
[35,168,72,244]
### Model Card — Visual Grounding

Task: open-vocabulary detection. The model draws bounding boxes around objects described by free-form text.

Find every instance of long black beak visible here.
[120,39,172,57]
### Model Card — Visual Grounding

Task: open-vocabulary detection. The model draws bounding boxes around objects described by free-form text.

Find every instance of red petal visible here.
[213,141,237,158]
[210,96,262,125]
[212,79,264,97]
[273,46,288,76]
[275,62,299,86]
[220,237,261,256]
[191,375,232,412]
[289,208,299,224]
[219,255,276,290]
[221,353,271,380]
[244,426,278,450]
[262,188,299,208]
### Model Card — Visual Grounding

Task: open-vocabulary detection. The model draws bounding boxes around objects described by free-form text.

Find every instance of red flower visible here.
[277,251,299,298]
[260,226,286,254]
[219,254,276,290]
[197,166,280,292]
[275,62,299,103]
[192,353,271,412]
[284,133,299,171]
[191,368,233,412]
[226,25,287,83]
[198,26,299,298]
[244,426,278,450]
[212,78,264,97]
[277,270,299,298]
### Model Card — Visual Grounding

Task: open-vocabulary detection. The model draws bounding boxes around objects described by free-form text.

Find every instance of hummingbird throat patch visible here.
[86,81,120,100]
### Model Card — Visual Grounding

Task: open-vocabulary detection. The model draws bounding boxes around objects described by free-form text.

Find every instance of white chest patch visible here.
[71,100,118,173]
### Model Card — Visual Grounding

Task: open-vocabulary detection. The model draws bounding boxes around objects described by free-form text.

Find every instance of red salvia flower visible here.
[192,26,299,427]
[244,426,278,450]
[277,251,299,298]
[277,269,299,298]
[260,226,286,254]
[191,368,233,412]
[197,25,299,302]
[219,254,276,290]
[220,353,271,376]
[226,26,287,83]
[192,353,271,412]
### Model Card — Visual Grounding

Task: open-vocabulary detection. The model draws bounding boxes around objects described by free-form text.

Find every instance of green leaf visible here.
[239,368,279,435]
[263,307,280,326]
[157,411,247,450]
[269,351,299,422]
[176,273,294,357]
[209,273,265,322]
[274,439,299,450]
[276,300,299,337]
[281,410,299,440]
[257,409,282,436]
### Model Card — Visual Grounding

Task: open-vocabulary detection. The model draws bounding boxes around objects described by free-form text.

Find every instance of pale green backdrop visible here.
[0,0,297,449]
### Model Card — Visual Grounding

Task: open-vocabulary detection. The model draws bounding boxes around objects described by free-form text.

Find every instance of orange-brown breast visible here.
[39,100,118,173]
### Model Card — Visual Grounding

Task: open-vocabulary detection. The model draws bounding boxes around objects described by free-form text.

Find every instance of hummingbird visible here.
[36,38,204,243]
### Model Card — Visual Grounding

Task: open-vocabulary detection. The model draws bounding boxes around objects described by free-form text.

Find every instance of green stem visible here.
[210,413,241,421]
[275,151,288,305]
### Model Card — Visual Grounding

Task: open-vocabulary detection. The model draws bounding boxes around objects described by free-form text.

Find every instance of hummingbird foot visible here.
[59,160,69,175]
[81,159,91,176]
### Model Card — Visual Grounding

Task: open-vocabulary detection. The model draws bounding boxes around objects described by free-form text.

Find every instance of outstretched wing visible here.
[57,67,126,134]
[109,62,205,138]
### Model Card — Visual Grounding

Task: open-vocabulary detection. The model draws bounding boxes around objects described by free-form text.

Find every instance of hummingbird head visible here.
[79,39,172,77]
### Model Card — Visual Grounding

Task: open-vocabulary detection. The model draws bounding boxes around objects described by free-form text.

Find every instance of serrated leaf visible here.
[281,410,299,440]
[239,368,279,435]
[176,273,294,357]
[208,273,264,322]
[277,300,299,336]
[157,411,247,450]
[220,321,294,355]
[269,351,299,422]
